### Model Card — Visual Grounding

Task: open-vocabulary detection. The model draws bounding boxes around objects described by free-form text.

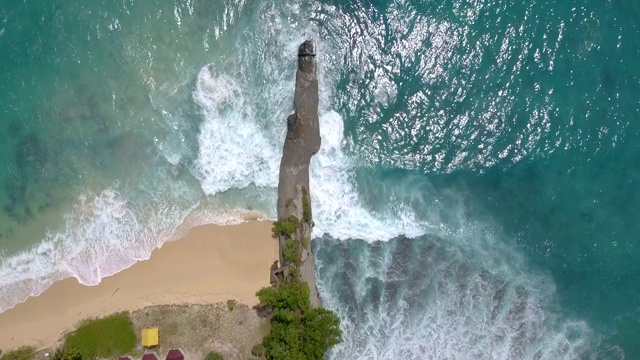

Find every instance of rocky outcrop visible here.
[273,40,322,307]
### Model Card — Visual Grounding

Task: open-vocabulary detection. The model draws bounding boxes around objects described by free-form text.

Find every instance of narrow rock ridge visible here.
[272,40,322,307]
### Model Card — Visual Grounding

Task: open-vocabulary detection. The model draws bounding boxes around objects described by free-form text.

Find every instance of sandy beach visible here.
[0,221,278,351]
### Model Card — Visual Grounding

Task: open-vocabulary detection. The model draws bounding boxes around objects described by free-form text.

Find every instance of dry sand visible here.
[0,221,278,351]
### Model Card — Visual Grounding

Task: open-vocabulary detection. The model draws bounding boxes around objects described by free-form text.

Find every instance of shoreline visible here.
[0,220,278,350]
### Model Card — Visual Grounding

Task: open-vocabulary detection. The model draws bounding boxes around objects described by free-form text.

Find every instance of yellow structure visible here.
[141,328,159,347]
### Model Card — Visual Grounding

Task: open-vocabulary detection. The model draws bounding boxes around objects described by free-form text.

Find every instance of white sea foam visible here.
[0,181,264,313]
[194,66,281,195]
[315,234,595,360]
[191,10,426,243]
[0,186,178,313]
[193,69,425,243]
[311,110,426,241]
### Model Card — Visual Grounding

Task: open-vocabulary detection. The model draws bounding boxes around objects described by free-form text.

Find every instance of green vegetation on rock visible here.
[0,346,36,360]
[64,312,136,359]
[285,198,294,208]
[283,239,301,266]
[271,220,297,238]
[256,282,342,360]
[301,187,312,223]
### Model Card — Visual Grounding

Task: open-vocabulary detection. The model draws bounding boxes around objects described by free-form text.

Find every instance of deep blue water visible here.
[1,0,639,358]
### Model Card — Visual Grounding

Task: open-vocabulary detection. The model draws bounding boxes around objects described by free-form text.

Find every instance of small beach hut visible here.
[165,348,185,360]
[142,328,159,348]
[142,352,159,360]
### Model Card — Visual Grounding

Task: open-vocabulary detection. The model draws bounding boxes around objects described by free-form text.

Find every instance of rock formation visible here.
[273,40,322,307]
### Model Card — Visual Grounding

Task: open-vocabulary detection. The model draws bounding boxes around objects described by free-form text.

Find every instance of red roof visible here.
[142,353,159,360]
[165,348,184,360]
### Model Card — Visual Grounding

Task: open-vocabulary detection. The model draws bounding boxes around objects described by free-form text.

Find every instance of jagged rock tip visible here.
[298,40,316,57]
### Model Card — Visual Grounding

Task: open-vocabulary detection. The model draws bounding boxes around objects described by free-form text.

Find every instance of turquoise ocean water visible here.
[1,0,639,358]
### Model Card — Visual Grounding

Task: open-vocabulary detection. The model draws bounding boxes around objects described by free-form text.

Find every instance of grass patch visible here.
[0,346,36,360]
[205,352,224,360]
[163,322,179,337]
[302,237,310,250]
[64,312,136,359]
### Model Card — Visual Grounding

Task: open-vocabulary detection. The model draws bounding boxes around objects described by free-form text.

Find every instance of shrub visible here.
[251,344,265,357]
[271,220,296,238]
[257,282,341,360]
[301,237,310,250]
[283,239,300,265]
[0,346,36,360]
[51,347,82,360]
[226,299,237,311]
[64,312,136,359]
[204,351,224,360]
[257,283,309,313]
[300,308,342,359]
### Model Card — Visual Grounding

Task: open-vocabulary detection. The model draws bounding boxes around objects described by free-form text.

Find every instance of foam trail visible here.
[191,12,426,243]
[0,189,153,312]
[0,163,274,314]
[193,67,426,242]
[311,110,426,241]
[194,66,281,195]
[316,237,595,360]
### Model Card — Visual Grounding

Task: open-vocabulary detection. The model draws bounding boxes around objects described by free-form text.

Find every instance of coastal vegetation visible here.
[226,299,237,311]
[51,347,81,360]
[301,237,310,250]
[271,219,297,238]
[301,187,312,223]
[0,346,36,360]
[251,344,265,357]
[0,304,267,360]
[262,195,342,359]
[283,239,301,266]
[257,281,341,359]
[64,312,136,359]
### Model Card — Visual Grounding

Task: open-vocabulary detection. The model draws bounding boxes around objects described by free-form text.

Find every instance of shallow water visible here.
[1,0,639,358]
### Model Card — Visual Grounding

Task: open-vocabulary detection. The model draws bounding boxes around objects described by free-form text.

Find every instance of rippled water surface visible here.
[1,0,639,358]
